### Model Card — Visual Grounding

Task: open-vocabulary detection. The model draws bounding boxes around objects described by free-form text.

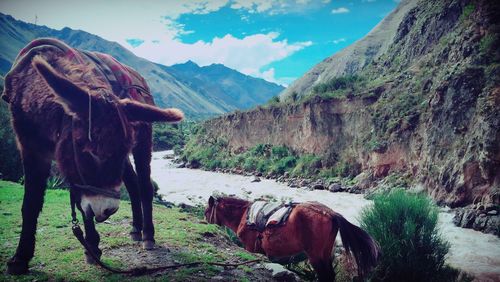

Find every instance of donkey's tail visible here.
[333,213,381,278]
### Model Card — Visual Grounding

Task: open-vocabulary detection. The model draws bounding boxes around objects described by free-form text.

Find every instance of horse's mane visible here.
[218,196,251,208]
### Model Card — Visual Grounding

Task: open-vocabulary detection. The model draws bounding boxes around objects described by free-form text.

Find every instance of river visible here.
[150,151,500,281]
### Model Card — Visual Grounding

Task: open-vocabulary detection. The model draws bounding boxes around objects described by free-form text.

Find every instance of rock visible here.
[176,162,186,168]
[283,172,290,178]
[298,179,310,187]
[487,210,498,216]
[263,263,298,282]
[473,216,489,231]
[349,185,362,194]
[255,172,263,177]
[483,216,499,236]
[328,183,343,192]
[453,209,464,226]
[354,172,374,189]
[461,209,477,228]
[312,183,325,190]
[251,176,261,183]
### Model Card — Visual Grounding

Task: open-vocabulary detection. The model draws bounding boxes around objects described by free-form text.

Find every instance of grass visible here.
[0,180,254,281]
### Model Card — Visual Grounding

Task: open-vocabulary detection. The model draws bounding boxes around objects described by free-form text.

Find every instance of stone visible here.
[251,176,261,183]
[461,209,477,229]
[312,183,325,190]
[298,179,310,187]
[328,183,343,192]
[487,210,498,216]
[283,172,290,178]
[264,263,298,282]
[473,215,488,231]
[453,209,464,226]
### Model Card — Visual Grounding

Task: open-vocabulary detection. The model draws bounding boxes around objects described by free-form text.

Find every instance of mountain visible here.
[198,0,500,208]
[164,61,284,111]
[280,0,418,99]
[0,13,283,119]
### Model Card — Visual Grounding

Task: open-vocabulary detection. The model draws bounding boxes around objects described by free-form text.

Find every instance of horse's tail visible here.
[332,213,380,278]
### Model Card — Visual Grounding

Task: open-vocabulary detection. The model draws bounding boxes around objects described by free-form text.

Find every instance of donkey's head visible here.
[33,57,183,222]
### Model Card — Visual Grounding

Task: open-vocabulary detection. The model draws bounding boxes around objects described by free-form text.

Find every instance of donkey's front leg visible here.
[82,214,102,264]
[132,125,155,250]
[123,160,143,242]
[7,151,50,275]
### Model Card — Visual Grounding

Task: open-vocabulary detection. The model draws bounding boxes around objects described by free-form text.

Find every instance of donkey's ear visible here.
[120,99,184,123]
[32,56,90,115]
[209,196,215,206]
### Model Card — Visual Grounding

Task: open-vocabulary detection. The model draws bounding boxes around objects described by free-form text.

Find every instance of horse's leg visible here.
[7,151,50,275]
[122,159,143,241]
[310,257,335,282]
[82,214,102,264]
[132,124,155,250]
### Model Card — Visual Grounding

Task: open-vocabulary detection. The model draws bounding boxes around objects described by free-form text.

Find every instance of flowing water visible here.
[150,151,500,280]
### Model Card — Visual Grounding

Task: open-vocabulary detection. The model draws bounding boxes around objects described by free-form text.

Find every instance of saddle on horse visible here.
[246,201,295,232]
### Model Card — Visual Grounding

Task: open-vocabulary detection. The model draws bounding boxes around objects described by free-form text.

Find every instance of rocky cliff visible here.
[201,0,500,207]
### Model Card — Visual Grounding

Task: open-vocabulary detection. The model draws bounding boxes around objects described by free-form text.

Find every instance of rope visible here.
[69,196,260,276]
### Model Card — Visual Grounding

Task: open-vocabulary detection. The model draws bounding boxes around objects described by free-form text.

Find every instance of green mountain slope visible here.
[165,61,284,111]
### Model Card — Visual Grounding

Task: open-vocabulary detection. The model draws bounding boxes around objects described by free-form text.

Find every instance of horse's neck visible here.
[221,205,248,232]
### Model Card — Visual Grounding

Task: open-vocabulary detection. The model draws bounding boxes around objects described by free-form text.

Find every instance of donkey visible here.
[2,39,183,275]
[205,196,381,281]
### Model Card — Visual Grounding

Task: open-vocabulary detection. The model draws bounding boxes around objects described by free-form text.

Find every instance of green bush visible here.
[270,156,296,174]
[312,75,364,94]
[0,100,23,181]
[292,154,322,176]
[360,190,465,282]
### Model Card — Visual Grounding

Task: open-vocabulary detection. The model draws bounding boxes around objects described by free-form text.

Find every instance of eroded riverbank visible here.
[151,151,500,281]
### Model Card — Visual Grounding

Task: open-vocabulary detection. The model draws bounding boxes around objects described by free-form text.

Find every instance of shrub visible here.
[0,100,23,181]
[271,146,290,159]
[270,156,296,174]
[292,154,322,176]
[360,190,464,282]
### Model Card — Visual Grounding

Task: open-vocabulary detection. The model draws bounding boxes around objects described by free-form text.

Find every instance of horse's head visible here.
[205,196,250,229]
[205,196,221,225]
[33,57,183,222]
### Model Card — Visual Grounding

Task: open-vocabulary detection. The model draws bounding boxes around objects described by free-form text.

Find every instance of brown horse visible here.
[205,196,380,281]
[2,38,183,274]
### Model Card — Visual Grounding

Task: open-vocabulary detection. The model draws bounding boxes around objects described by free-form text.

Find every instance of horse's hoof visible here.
[6,258,29,275]
[143,240,155,250]
[130,232,142,242]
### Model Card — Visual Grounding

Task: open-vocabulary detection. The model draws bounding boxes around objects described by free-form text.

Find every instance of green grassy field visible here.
[0,181,261,281]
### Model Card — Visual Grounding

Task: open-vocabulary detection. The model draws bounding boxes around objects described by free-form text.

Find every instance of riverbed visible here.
[150,151,500,281]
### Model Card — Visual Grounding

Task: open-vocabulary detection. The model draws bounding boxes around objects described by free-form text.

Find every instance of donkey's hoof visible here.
[143,240,155,250]
[84,251,101,265]
[130,232,142,242]
[6,258,29,275]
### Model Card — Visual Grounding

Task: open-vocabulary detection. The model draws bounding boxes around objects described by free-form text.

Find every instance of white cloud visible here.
[331,7,350,14]
[0,0,317,84]
[332,38,346,44]
[129,32,311,85]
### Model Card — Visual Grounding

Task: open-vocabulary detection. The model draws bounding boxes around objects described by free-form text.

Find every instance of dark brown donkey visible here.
[205,196,381,281]
[2,38,183,275]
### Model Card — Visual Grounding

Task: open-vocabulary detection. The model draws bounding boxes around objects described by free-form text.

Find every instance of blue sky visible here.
[0,0,398,86]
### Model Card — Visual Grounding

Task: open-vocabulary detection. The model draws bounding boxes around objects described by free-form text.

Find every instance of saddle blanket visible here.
[246,201,295,232]
[3,38,154,106]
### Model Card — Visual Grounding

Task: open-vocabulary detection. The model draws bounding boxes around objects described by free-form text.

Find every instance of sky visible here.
[0,0,399,86]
